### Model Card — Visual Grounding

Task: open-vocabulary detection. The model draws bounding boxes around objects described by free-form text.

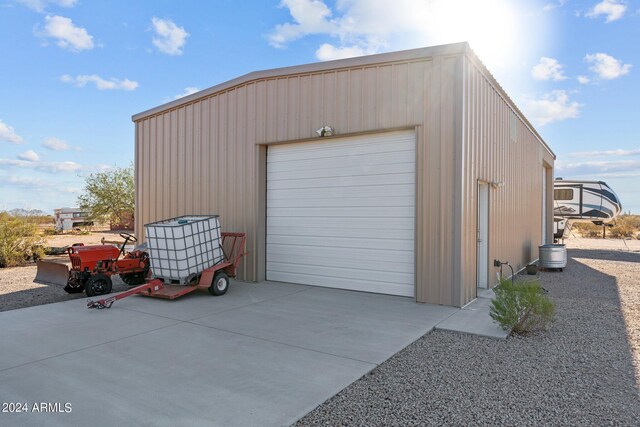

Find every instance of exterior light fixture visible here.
[490,181,505,189]
[315,126,334,137]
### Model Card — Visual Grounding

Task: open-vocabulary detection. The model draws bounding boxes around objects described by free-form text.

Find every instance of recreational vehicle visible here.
[553,179,622,239]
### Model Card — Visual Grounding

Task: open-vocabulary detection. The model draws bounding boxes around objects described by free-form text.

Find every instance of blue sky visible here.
[0,0,638,213]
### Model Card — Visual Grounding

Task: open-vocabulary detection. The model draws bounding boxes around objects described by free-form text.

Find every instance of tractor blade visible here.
[34,260,70,287]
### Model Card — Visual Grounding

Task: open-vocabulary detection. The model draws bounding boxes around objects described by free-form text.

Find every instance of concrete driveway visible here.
[0,281,456,427]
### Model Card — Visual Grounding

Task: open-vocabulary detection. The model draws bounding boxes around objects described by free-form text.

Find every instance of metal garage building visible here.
[132,42,555,307]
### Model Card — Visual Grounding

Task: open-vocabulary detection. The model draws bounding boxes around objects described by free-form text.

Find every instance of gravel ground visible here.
[297,238,640,426]
[0,231,129,312]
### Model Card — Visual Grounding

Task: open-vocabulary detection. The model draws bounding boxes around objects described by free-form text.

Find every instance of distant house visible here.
[54,207,93,231]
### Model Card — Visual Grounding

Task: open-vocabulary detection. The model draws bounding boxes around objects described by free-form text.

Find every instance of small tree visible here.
[0,213,45,267]
[77,165,134,226]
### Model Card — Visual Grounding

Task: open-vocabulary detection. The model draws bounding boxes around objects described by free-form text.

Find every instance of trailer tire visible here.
[85,274,113,297]
[208,272,229,296]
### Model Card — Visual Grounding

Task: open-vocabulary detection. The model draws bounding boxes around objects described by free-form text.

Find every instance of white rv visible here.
[553,179,622,239]
[54,207,93,231]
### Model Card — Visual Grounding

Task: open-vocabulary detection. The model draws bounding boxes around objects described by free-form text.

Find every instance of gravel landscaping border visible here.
[296,244,640,426]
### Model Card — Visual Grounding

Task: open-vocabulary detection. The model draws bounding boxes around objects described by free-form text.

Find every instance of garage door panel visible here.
[267,216,414,231]
[267,130,415,297]
[266,172,415,190]
[267,161,414,181]
[267,243,413,265]
[266,271,415,297]
[267,226,415,240]
[267,184,415,200]
[267,138,415,163]
[267,235,414,252]
[268,150,414,173]
[267,262,413,284]
[266,255,413,274]
[267,206,414,218]
[268,195,415,209]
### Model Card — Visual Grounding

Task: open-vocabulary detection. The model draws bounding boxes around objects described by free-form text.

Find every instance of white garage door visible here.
[266,130,415,297]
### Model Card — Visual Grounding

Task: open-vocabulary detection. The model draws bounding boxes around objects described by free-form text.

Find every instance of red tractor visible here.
[35,233,150,297]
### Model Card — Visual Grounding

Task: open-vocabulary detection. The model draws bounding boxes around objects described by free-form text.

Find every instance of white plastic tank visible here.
[145,215,224,284]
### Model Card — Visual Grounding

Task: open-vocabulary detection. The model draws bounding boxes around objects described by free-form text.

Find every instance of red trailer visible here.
[87,232,246,309]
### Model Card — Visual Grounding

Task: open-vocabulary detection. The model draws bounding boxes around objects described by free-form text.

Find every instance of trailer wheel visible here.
[208,272,229,296]
[85,274,113,297]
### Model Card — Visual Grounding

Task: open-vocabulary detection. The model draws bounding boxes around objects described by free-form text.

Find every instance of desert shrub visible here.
[609,215,640,238]
[490,278,555,335]
[0,213,44,267]
[572,222,601,238]
[42,228,58,236]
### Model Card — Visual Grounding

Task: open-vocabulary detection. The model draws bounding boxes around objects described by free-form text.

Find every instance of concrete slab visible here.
[0,298,179,371]
[0,281,457,426]
[0,322,373,427]
[193,285,457,364]
[113,280,306,321]
[435,294,509,339]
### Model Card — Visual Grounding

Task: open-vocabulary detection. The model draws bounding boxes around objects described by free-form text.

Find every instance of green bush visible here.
[0,213,44,267]
[490,278,555,335]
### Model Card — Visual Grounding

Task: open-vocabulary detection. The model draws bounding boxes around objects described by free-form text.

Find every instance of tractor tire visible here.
[85,274,113,297]
[208,272,229,296]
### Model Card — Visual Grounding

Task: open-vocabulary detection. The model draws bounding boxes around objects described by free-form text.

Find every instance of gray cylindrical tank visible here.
[539,244,567,269]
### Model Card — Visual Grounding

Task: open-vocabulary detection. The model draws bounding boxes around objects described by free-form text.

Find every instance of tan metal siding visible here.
[459,55,555,306]
[134,46,552,307]
[135,55,465,305]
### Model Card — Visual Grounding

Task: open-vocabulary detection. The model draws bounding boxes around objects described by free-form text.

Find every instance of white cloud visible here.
[585,0,627,23]
[315,43,369,61]
[556,159,640,177]
[577,75,590,84]
[0,158,84,173]
[568,148,640,158]
[42,136,72,151]
[522,90,583,126]
[0,158,112,174]
[17,0,77,13]
[269,0,337,48]
[542,0,567,12]
[151,17,189,55]
[585,53,631,80]
[18,150,40,162]
[174,87,200,100]
[41,15,94,51]
[61,74,138,90]
[531,57,567,81]
[0,175,81,193]
[268,0,531,69]
[0,119,24,144]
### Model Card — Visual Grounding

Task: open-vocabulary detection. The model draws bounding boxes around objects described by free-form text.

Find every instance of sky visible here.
[0,0,638,213]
